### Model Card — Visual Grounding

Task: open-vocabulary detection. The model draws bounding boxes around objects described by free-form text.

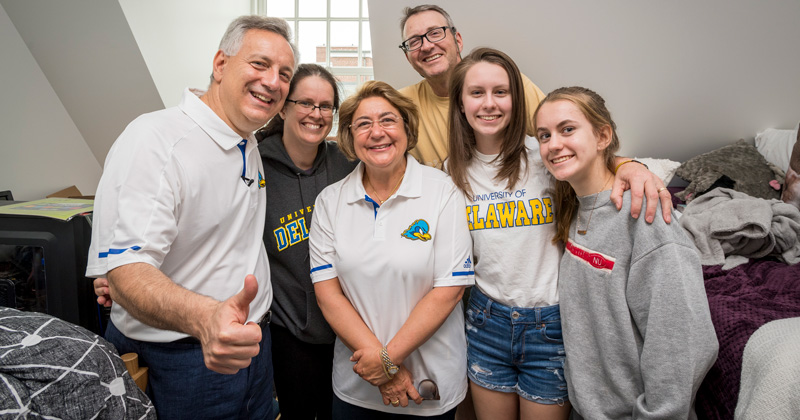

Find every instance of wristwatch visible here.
[380,347,399,378]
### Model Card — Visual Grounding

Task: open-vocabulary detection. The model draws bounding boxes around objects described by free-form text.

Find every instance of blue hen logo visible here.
[402,219,432,242]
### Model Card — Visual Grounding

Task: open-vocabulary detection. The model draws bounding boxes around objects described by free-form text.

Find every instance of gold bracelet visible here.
[380,347,399,379]
[613,159,648,174]
[380,349,392,379]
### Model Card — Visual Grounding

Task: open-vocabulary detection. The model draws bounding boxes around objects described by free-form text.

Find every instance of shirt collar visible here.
[178,88,255,150]
[423,80,450,104]
[344,156,424,204]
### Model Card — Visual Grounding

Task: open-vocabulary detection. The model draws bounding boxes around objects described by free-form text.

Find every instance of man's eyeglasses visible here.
[285,99,335,115]
[399,26,455,52]
[349,114,401,134]
[418,379,440,400]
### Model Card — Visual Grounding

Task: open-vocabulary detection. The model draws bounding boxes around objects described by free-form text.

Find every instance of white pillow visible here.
[755,127,799,172]
[633,157,681,185]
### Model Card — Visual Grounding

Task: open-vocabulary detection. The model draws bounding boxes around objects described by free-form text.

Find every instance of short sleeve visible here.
[308,188,338,283]
[432,183,474,287]
[86,120,180,277]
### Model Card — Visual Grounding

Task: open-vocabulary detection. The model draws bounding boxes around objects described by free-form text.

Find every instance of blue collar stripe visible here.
[99,246,142,258]
[364,195,380,218]
[237,140,247,177]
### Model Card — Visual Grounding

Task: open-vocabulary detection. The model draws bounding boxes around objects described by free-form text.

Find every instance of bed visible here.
[695,259,800,419]
[660,124,800,420]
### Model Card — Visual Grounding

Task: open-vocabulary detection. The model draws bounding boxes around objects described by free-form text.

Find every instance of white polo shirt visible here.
[87,88,271,342]
[309,157,474,416]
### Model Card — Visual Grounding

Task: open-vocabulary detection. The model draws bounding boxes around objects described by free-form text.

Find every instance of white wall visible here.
[369,0,800,162]
[1,0,164,168]
[6,0,796,201]
[0,0,251,200]
[0,3,102,201]
[119,0,251,108]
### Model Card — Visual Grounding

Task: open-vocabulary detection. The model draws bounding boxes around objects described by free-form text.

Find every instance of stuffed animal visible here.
[675,139,785,203]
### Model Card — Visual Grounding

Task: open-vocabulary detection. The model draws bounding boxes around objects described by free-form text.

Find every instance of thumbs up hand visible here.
[199,275,263,374]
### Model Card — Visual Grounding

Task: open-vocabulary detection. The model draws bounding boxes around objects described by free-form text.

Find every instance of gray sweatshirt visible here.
[559,190,718,420]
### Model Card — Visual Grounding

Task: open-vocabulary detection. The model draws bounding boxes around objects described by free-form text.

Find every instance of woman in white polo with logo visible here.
[309,80,474,419]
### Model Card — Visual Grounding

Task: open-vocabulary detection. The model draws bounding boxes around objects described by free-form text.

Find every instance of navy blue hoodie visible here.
[258,133,357,343]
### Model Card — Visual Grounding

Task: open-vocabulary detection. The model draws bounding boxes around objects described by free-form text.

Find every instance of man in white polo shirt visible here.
[86,16,296,418]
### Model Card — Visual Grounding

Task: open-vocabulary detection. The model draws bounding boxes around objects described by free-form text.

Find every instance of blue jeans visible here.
[465,287,568,404]
[105,320,274,419]
[332,394,456,420]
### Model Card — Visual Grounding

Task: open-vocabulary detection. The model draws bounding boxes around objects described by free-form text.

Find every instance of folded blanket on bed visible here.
[735,317,800,420]
[679,187,800,268]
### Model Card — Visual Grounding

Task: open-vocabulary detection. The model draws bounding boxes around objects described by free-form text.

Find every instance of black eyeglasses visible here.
[399,26,455,52]
[285,99,335,115]
[418,379,440,400]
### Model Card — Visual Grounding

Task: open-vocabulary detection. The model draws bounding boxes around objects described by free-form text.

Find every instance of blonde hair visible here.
[532,86,620,244]
[336,81,419,161]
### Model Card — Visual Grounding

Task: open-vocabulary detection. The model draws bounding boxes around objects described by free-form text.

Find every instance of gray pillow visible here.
[0,308,156,419]
[675,139,784,202]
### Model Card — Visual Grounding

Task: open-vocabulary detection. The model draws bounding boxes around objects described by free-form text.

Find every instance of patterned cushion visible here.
[0,308,156,419]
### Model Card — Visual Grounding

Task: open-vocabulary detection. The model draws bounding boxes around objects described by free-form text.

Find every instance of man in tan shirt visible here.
[397,5,671,224]
[398,5,546,169]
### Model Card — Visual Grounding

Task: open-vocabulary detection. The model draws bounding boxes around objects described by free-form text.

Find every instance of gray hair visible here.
[220,15,298,63]
[399,5,456,39]
[210,15,299,84]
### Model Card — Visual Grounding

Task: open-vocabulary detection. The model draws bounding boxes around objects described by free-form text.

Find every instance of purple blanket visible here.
[696,260,800,420]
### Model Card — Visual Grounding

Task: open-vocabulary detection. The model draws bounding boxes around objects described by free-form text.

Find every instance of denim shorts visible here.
[465,287,568,404]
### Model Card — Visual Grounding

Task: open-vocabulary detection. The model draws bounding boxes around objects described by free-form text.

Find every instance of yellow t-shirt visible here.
[400,74,546,169]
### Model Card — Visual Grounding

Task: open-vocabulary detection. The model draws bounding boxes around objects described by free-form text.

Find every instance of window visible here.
[256,0,374,135]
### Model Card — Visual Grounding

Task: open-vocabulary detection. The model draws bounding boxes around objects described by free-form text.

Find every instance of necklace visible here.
[576,174,612,235]
[365,171,405,205]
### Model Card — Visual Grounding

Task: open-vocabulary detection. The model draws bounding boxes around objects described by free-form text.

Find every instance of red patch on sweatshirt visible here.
[566,240,615,272]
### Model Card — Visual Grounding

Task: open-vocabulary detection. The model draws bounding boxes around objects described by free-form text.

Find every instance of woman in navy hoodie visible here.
[256,63,357,420]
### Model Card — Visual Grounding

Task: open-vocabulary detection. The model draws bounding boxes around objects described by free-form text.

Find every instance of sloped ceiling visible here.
[1,0,163,165]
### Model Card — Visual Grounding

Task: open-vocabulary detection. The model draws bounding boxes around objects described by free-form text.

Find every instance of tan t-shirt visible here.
[400,74,546,169]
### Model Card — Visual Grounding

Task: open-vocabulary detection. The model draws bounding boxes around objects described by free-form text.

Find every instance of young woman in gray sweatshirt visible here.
[534,86,718,419]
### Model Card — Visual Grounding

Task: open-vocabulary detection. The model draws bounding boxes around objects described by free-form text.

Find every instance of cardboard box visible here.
[46,186,94,200]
